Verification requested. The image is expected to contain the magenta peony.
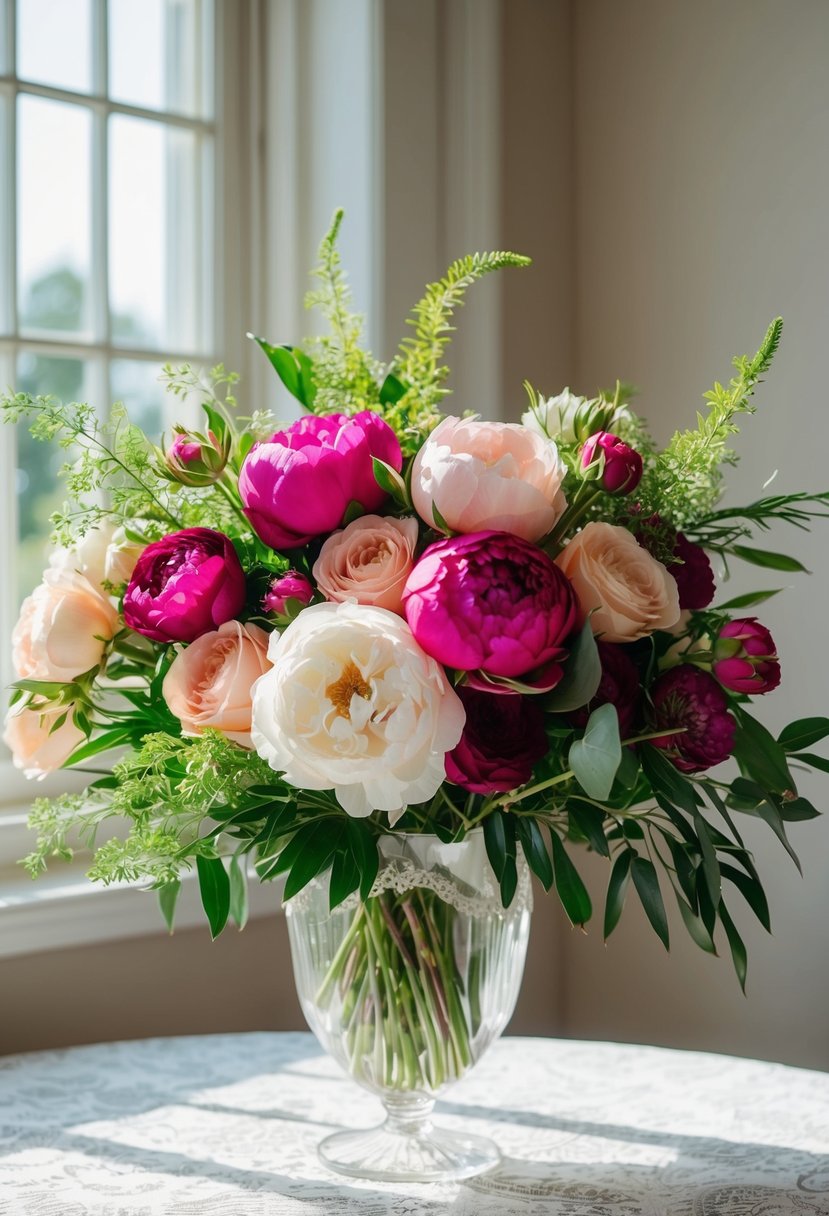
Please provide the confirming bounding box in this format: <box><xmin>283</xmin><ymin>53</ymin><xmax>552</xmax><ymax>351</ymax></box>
<box><xmin>124</xmin><ymin>527</ymin><xmax>246</xmax><ymax>643</ymax></box>
<box><xmin>446</xmin><ymin>686</ymin><xmax>548</xmax><ymax>794</ymax></box>
<box><xmin>647</xmin><ymin>665</ymin><xmax>735</xmax><ymax>773</ymax></box>
<box><xmin>262</xmin><ymin>570</ymin><xmax>315</xmax><ymax>615</ymax></box>
<box><xmin>402</xmin><ymin>530</ymin><xmax>578</xmax><ymax>680</ymax></box>
<box><xmin>570</xmin><ymin>641</ymin><xmax>641</xmax><ymax>737</ymax></box>
<box><xmin>713</xmin><ymin>617</ymin><xmax>780</xmax><ymax>695</ymax></box>
<box><xmin>581</xmin><ymin>432</ymin><xmax>643</xmax><ymax>495</ymax></box>
<box><xmin>238</xmin><ymin>411</ymin><xmax>402</xmax><ymax>550</ymax></box>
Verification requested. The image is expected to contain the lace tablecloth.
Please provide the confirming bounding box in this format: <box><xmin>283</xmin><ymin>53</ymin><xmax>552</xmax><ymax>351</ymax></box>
<box><xmin>0</xmin><ymin>1032</ymin><xmax>827</xmax><ymax>1215</ymax></box>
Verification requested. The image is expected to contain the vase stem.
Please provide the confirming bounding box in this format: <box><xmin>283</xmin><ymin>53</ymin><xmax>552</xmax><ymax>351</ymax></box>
<box><xmin>381</xmin><ymin>1093</ymin><xmax>435</xmax><ymax>1137</ymax></box>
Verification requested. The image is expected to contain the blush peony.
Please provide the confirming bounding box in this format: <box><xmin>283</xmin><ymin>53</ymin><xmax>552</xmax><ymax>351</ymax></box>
<box><xmin>402</xmin><ymin>531</ymin><xmax>578</xmax><ymax>680</ymax></box>
<box><xmin>410</xmin><ymin>415</ymin><xmax>567</xmax><ymax>542</ymax></box>
<box><xmin>313</xmin><ymin>515</ymin><xmax>419</xmax><ymax>615</ymax></box>
<box><xmin>12</xmin><ymin>569</ymin><xmax>119</xmax><ymax>682</ymax></box>
<box><xmin>556</xmin><ymin>522</ymin><xmax>680</xmax><ymax>643</ymax></box>
<box><xmin>250</xmin><ymin>602</ymin><xmax>465</xmax><ymax>822</ymax></box>
<box><xmin>162</xmin><ymin>620</ymin><xmax>272</xmax><ymax>747</ymax></box>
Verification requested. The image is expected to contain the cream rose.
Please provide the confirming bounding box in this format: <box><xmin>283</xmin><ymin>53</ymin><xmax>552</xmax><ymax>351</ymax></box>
<box><xmin>251</xmin><ymin>602</ymin><xmax>465</xmax><ymax>822</ymax></box>
<box><xmin>162</xmin><ymin>621</ymin><xmax>272</xmax><ymax>748</ymax></box>
<box><xmin>556</xmin><ymin>522</ymin><xmax>681</xmax><ymax>643</ymax></box>
<box><xmin>410</xmin><ymin>415</ymin><xmax>567</xmax><ymax>543</ymax></box>
<box><xmin>12</xmin><ymin>569</ymin><xmax>120</xmax><ymax>682</ymax></box>
<box><xmin>312</xmin><ymin>515</ymin><xmax>419</xmax><ymax>615</ymax></box>
<box><xmin>3</xmin><ymin>704</ymin><xmax>85</xmax><ymax>778</ymax></box>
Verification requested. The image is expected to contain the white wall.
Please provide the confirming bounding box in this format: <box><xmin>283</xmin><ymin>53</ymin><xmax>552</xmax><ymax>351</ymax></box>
<box><xmin>564</xmin><ymin>0</ymin><xmax>829</xmax><ymax>1069</ymax></box>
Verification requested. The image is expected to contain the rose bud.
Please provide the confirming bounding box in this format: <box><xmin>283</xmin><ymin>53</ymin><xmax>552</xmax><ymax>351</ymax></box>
<box><xmin>569</xmin><ymin>641</ymin><xmax>641</xmax><ymax>738</ymax></box>
<box><xmin>713</xmin><ymin>618</ymin><xmax>781</xmax><ymax>695</ymax></box>
<box><xmin>446</xmin><ymin>687</ymin><xmax>548</xmax><ymax>794</ymax></box>
<box><xmin>238</xmin><ymin>411</ymin><xmax>402</xmax><ymax>551</ymax></box>
<box><xmin>402</xmin><ymin>530</ymin><xmax>578</xmax><ymax>681</ymax></box>
<box><xmin>161</xmin><ymin>426</ymin><xmax>231</xmax><ymax>487</ymax></box>
<box><xmin>410</xmin><ymin>415</ymin><xmax>567</xmax><ymax>543</ymax></box>
<box><xmin>124</xmin><ymin>527</ymin><xmax>246</xmax><ymax>643</ymax></box>
<box><xmin>262</xmin><ymin>570</ymin><xmax>315</xmax><ymax>616</ymax></box>
<box><xmin>581</xmin><ymin>432</ymin><xmax>643</xmax><ymax>495</ymax></box>
<box><xmin>647</xmin><ymin>665</ymin><xmax>735</xmax><ymax>773</ymax></box>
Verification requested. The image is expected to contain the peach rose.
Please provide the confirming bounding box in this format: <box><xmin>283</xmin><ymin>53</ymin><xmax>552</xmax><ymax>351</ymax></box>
<box><xmin>3</xmin><ymin>704</ymin><xmax>85</xmax><ymax>778</ymax></box>
<box><xmin>556</xmin><ymin>522</ymin><xmax>681</xmax><ymax>643</ymax></box>
<box><xmin>312</xmin><ymin>515</ymin><xmax>419</xmax><ymax>614</ymax></box>
<box><xmin>12</xmin><ymin>569</ymin><xmax>120</xmax><ymax>682</ymax></box>
<box><xmin>162</xmin><ymin>620</ymin><xmax>272</xmax><ymax>748</ymax></box>
<box><xmin>410</xmin><ymin>415</ymin><xmax>567</xmax><ymax>543</ymax></box>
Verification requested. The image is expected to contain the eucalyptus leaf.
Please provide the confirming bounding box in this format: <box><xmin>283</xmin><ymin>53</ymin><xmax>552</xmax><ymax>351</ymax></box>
<box><xmin>568</xmin><ymin>703</ymin><xmax>622</xmax><ymax>800</ymax></box>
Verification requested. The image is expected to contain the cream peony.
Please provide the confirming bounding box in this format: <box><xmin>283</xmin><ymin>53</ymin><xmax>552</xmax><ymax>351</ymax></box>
<box><xmin>521</xmin><ymin>388</ymin><xmax>592</xmax><ymax>444</ymax></box>
<box><xmin>556</xmin><ymin>522</ymin><xmax>681</xmax><ymax>643</ymax></box>
<box><xmin>312</xmin><ymin>515</ymin><xmax>419</xmax><ymax>615</ymax></box>
<box><xmin>162</xmin><ymin>621</ymin><xmax>272</xmax><ymax>748</ymax></box>
<box><xmin>49</xmin><ymin>521</ymin><xmax>117</xmax><ymax>588</ymax></box>
<box><xmin>251</xmin><ymin>602</ymin><xmax>465</xmax><ymax>822</ymax></box>
<box><xmin>3</xmin><ymin>704</ymin><xmax>85</xmax><ymax>778</ymax></box>
<box><xmin>12</xmin><ymin>569</ymin><xmax>120</xmax><ymax>682</ymax></box>
<box><xmin>410</xmin><ymin>415</ymin><xmax>567</xmax><ymax>543</ymax></box>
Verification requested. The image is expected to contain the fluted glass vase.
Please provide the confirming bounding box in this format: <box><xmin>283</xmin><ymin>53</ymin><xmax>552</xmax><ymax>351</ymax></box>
<box><xmin>285</xmin><ymin>832</ymin><xmax>532</xmax><ymax>1183</ymax></box>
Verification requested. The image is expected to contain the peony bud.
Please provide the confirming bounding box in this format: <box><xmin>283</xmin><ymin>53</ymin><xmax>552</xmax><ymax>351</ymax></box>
<box><xmin>262</xmin><ymin>570</ymin><xmax>315</xmax><ymax>616</ymax></box>
<box><xmin>581</xmin><ymin>432</ymin><xmax>643</xmax><ymax>495</ymax></box>
<box><xmin>713</xmin><ymin>618</ymin><xmax>780</xmax><ymax>695</ymax></box>
<box><xmin>161</xmin><ymin>425</ymin><xmax>231</xmax><ymax>487</ymax></box>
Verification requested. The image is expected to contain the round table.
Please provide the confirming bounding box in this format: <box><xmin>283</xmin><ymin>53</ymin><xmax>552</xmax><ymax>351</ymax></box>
<box><xmin>0</xmin><ymin>1032</ymin><xmax>827</xmax><ymax>1214</ymax></box>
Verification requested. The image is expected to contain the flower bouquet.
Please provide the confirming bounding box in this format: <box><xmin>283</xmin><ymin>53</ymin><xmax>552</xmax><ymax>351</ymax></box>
<box><xmin>4</xmin><ymin>211</ymin><xmax>827</xmax><ymax>1182</ymax></box>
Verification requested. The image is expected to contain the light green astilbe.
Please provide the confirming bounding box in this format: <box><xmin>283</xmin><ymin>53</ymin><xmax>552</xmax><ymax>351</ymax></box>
<box><xmin>632</xmin><ymin>318</ymin><xmax>784</xmax><ymax>529</ymax></box>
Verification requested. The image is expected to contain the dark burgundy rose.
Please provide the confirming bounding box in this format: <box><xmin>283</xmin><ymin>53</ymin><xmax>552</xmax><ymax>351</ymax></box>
<box><xmin>445</xmin><ymin>686</ymin><xmax>548</xmax><ymax>794</ymax></box>
<box><xmin>570</xmin><ymin>642</ymin><xmax>641</xmax><ymax>737</ymax></box>
<box><xmin>668</xmin><ymin>532</ymin><xmax>716</xmax><ymax>611</ymax></box>
<box><xmin>713</xmin><ymin>617</ymin><xmax>781</xmax><ymax>695</ymax></box>
<box><xmin>124</xmin><ymin>527</ymin><xmax>246</xmax><ymax>643</ymax></box>
<box><xmin>647</xmin><ymin>665</ymin><xmax>735</xmax><ymax>773</ymax></box>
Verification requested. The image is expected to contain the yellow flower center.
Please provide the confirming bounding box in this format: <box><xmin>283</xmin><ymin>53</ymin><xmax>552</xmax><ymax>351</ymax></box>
<box><xmin>326</xmin><ymin>660</ymin><xmax>372</xmax><ymax>719</ymax></box>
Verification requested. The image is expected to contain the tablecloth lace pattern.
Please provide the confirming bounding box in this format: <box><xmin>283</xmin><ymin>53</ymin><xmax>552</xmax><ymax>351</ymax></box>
<box><xmin>0</xmin><ymin>1033</ymin><xmax>827</xmax><ymax>1215</ymax></box>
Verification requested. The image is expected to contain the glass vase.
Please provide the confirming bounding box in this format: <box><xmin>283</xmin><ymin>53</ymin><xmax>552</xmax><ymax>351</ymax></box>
<box><xmin>284</xmin><ymin>831</ymin><xmax>532</xmax><ymax>1183</ymax></box>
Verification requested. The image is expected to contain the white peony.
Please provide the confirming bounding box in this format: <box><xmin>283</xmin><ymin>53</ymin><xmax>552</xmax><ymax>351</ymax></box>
<box><xmin>521</xmin><ymin>388</ymin><xmax>591</xmax><ymax>444</ymax></box>
<box><xmin>250</xmin><ymin>601</ymin><xmax>465</xmax><ymax>823</ymax></box>
<box><xmin>49</xmin><ymin>520</ymin><xmax>147</xmax><ymax>591</ymax></box>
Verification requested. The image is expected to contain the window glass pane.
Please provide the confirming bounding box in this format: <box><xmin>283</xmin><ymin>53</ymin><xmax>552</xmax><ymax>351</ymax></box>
<box><xmin>15</xmin><ymin>353</ymin><xmax>92</xmax><ymax>602</ymax></box>
<box><xmin>0</xmin><ymin>95</ymin><xmax>11</xmax><ymax>334</ymax></box>
<box><xmin>110</xmin><ymin>358</ymin><xmax>167</xmax><ymax>439</ymax></box>
<box><xmin>109</xmin><ymin>115</ymin><xmax>201</xmax><ymax>351</ymax></box>
<box><xmin>17</xmin><ymin>0</ymin><xmax>93</xmax><ymax>94</ymax></box>
<box><xmin>18</xmin><ymin>97</ymin><xmax>92</xmax><ymax>337</ymax></box>
<box><xmin>109</xmin><ymin>0</ymin><xmax>208</xmax><ymax>117</ymax></box>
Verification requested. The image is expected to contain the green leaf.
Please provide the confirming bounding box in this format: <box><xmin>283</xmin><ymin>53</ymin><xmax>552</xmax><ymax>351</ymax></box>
<box><xmin>720</xmin><ymin>862</ymin><xmax>770</xmax><ymax>932</ymax></box>
<box><xmin>715</xmin><ymin>589</ymin><xmax>781</xmax><ymax>610</ymax></box>
<box><xmin>228</xmin><ymin>853</ymin><xmax>249</xmax><ymax>930</ymax></box>
<box><xmin>732</xmin><ymin>708</ymin><xmax>795</xmax><ymax>795</ymax></box>
<box><xmin>640</xmin><ymin>746</ymin><xmax>701</xmax><ymax>816</ymax></box>
<box><xmin>719</xmin><ymin>901</ymin><xmax>748</xmax><ymax>993</ymax></box>
<box><xmin>516</xmin><ymin>818</ymin><xmax>553</xmax><ymax>890</ymax></box>
<box><xmin>431</xmin><ymin>500</ymin><xmax>453</xmax><ymax>535</ymax></box>
<box><xmin>63</xmin><ymin>726</ymin><xmax>134</xmax><ymax>767</ymax></box>
<box><xmin>329</xmin><ymin>846</ymin><xmax>361</xmax><ymax>910</ymax></box>
<box><xmin>379</xmin><ymin>372</ymin><xmax>407</xmax><ymax>405</ymax></box>
<box><xmin>549</xmin><ymin>831</ymin><xmax>592</xmax><ymax>926</ymax></box>
<box><xmin>778</xmin><ymin>717</ymin><xmax>829</xmax><ymax>753</ymax></box>
<box><xmin>631</xmin><ymin>856</ymin><xmax>669</xmax><ymax>950</ymax></box>
<box><xmin>541</xmin><ymin>622</ymin><xmax>601</xmax><ymax>713</ymax></box>
<box><xmin>790</xmin><ymin>751</ymin><xmax>829</xmax><ymax>775</ymax></box>
<box><xmin>282</xmin><ymin>822</ymin><xmax>343</xmax><ymax>901</ymax></box>
<box><xmin>196</xmin><ymin>855</ymin><xmax>231</xmax><ymax>939</ymax></box>
<box><xmin>693</xmin><ymin>812</ymin><xmax>721</xmax><ymax>906</ymax></box>
<box><xmin>372</xmin><ymin>456</ymin><xmax>411</xmax><ymax>508</ymax></box>
<box><xmin>603</xmin><ymin>850</ymin><xmax>632</xmax><ymax>939</ymax></box>
<box><xmin>249</xmin><ymin>336</ymin><xmax>316</xmax><ymax>407</ymax></box>
<box><xmin>483</xmin><ymin>809</ymin><xmax>509</xmax><ymax>880</ymax></box>
<box><xmin>777</xmin><ymin>796</ymin><xmax>821</xmax><ymax>822</ymax></box>
<box><xmin>346</xmin><ymin>818</ymin><xmax>379</xmax><ymax>902</ymax></box>
<box><xmin>675</xmin><ymin>892</ymin><xmax>717</xmax><ymax>954</ymax></box>
<box><xmin>342</xmin><ymin>499</ymin><xmax>366</xmax><ymax>526</ymax></box>
<box><xmin>568</xmin><ymin>703</ymin><xmax>622</xmax><ymax>800</ymax></box>
<box><xmin>158</xmin><ymin>880</ymin><xmax>181</xmax><ymax>934</ymax></box>
<box><xmin>660</xmin><ymin>833</ymin><xmax>697</xmax><ymax>908</ymax></box>
<box><xmin>729</xmin><ymin>544</ymin><xmax>808</xmax><ymax>573</ymax></box>
<box><xmin>567</xmin><ymin>800</ymin><xmax>611</xmax><ymax>857</ymax></box>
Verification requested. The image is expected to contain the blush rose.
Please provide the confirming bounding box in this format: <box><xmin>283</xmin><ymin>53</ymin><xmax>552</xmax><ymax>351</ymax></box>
<box><xmin>313</xmin><ymin>515</ymin><xmax>419</xmax><ymax>615</ymax></box>
<box><xmin>12</xmin><ymin>569</ymin><xmax>119</xmax><ymax>682</ymax></box>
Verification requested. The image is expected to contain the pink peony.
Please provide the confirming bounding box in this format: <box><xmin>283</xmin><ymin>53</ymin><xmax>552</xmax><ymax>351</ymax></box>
<box><xmin>581</xmin><ymin>432</ymin><xmax>643</xmax><ymax>495</ymax></box>
<box><xmin>313</xmin><ymin>515</ymin><xmax>419</xmax><ymax>615</ymax></box>
<box><xmin>445</xmin><ymin>686</ymin><xmax>548</xmax><ymax>794</ymax></box>
<box><xmin>402</xmin><ymin>530</ymin><xmax>578</xmax><ymax>680</ymax></box>
<box><xmin>238</xmin><ymin>411</ymin><xmax>402</xmax><ymax>550</ymax></box>
<box><xmin>124</xmin><ymin>528</ymin><xmax>246</xmax><ymax>644</ymax></box>
<box><xmin>570</xmin><ymin>641</ymin><xmax>641</xmax><ymax>737</ymax></box>
<box><xmin>647</xmin><ymin>665</ymin><xmax>735</xmax><ymax>773</ymax></box>
<box><xmin>262</xmin><ymin>570</ymin><xmax>315</xmax><ymax>615</ymax></box>
<box><xmin>410</xmin><ymin>415</ymin><xmax>567</xmax><ymax>542</ymax></box>
<box><xmin>713</xmin><ymin>618</ymin><xmax>780</xmax><ymax>695</ymax></box>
